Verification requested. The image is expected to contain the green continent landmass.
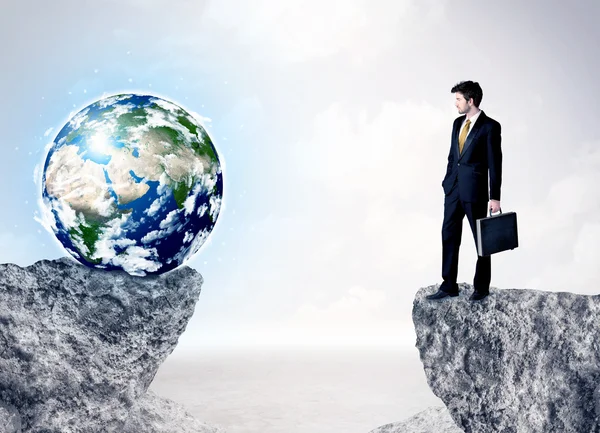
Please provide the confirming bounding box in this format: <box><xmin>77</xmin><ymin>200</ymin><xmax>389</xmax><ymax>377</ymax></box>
<box><xmin>69</xmin><ymin>221</ymin><xmax>103</xmax><ymax>264</ymax></box>
<box><xmin>66</xmin><ymin>128</ymin><xmax>85</xmax><ymax>144</ymax></box>
<box><xmin>152</xmin><ymin>126</ymin><xmax>184</xmax><ymax>150</ymax></box>
<box><xmin>118</xmin><ymin>107</ymin><xmax>149</xmax><ymax>129</ymax></box>
<box><xmin>178</xmin><ymin>115</ymin><xmax>199</xmax><ymax>136</ymax></box>
<box><xmin>194</xmin><ymin>130</ymin><xmax>218</xmax><ymax>161</ymax></box>
<box><xmin>172</xmin><ymin>176</ymin><xmax>196</xmax><ymax>209</ymax></box>
<box><xmin>150</xmin><ymin>116</ymin><xmax>217</xmax><ymax>163</ymax></box>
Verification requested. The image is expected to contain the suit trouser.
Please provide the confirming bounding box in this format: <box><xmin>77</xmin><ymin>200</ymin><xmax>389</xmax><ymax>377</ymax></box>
<box><xmin>441</xmin><ymin>181</ymin><xmax>491</xmax><ymax>294</ymax></box>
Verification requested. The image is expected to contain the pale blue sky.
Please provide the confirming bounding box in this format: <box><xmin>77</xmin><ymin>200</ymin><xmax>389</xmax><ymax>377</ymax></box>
<box><xmin>1</xmin><ymin>0</ymin><xmax>599</xmax><ymax>350</ymax></box>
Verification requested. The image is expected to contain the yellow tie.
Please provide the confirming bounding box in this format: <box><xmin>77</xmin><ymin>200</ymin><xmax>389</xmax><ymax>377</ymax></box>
<box><xmin>458</xmin><ymin>119</ymin><xmax>471</xmax><ymax>155</ymax></box>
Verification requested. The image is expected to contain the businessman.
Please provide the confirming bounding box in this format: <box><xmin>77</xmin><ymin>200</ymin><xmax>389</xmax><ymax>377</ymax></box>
<box><xmin>427</xmin><ymin>81</ymin><xmax>502</xmax><ymax>302</ymax></box>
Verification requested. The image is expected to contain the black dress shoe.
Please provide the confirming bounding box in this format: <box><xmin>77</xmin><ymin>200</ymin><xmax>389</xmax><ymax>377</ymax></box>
<box><xmin>426</xmin><ymin>290</ymin><xmax>459</xmax><ymax>300</ymax></box>
<box><xmin>469</xmin><ymin>291</ymin><xmax>489</xmax><ymax>301</ymax></box>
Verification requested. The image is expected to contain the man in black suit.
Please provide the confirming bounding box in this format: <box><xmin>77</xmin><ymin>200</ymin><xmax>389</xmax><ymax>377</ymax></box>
<box><xmin>427</xmin><ymin>81</ymin><xmax>502</xmax><ymax>302</ymax></box>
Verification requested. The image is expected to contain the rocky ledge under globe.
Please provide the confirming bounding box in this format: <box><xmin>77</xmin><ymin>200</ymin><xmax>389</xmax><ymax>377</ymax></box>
<box><xmin>41</xmin><ymin>93</ymin><xmax>223</xmax><ymax>276</ymax></box>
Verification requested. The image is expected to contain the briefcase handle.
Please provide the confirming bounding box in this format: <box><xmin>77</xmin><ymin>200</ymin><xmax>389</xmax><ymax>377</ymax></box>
<box><xmin>489</xmin><ymin>207</ymin><xmax>502</xmax><ymax>217</ymax></box>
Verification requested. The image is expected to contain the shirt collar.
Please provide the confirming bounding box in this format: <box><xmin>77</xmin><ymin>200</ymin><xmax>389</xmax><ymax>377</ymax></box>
<box><xmin>465</xmin><ymin>109</ymin><xmax>482</xmax><ymax>124</ymax></box>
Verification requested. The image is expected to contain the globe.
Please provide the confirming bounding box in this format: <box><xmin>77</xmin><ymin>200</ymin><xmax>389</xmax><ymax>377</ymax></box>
<box><xmin>41</xmin><ymin>93</ymin><xmax>223</xmax><ymax>276</ymax></box>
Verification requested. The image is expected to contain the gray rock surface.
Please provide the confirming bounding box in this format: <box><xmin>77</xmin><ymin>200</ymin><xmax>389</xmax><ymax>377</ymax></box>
<box><xmin>368</xmin><ymin>406</ymin><xmax>462</xmax><ymax>433</ymax></box>
<box><xmin>0</xmin><ymin>258</ymin><xmax>220</xmax><ymax>433</ymax></box>
<box><xmin>124</xmin><ymin>390</ymin><xmax>224</xmax><ymax>433</ymax></box>
<box><xmin>413</xmin><ymin>283</ymin><xmax>600</xmax><ymax>433</ymax></box>
<box><xmin>0</xmin><ymin>401</ymin><xmax>21</xmax><ymax>433</ymax></box>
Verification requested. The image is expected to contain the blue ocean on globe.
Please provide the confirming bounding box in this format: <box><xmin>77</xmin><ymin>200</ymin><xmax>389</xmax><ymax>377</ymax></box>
<box><xmin>41</xmin><ymin>94</ymin><xmax>223</xmax><ymax>276</ymax></box>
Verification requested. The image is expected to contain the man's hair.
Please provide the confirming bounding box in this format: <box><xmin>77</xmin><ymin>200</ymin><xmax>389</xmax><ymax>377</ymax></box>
<box><xmin>451</xmin><ymin>81</ymin><xmax>483</xmax><ymax>107</ymax></box>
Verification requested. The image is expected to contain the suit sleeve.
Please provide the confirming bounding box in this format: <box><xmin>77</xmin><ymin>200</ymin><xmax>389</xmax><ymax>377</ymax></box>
<box><xmin>487</xmin><ymin>122</ymin><xmax>502</xmax><ymax>201</ymax></box>
<box><xmin>443</xmin><ymin>123</ymin><xmax>455</xmax><ymax>184</ymax></box>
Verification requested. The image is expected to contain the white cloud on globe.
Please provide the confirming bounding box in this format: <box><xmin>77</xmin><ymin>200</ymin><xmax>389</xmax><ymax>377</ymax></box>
<box><xmin>111</xmin><ymin>245</ymin><xmax>162</xmax><ymax>276</ymax></box>
<box><xmin>159</xmin><ymin>210</ymin><xmax>179</xmax><ymax>229</ymax></box>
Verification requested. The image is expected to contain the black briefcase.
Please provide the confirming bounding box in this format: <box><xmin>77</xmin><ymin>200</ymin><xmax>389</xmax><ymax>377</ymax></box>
<box><xmin>476</xmin><ymin>208</ymin><xmax>519</xmax><ymax>256</ymax></box>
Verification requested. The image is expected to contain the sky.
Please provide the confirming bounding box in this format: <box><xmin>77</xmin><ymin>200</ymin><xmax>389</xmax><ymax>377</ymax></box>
<box><xmin>1</xmin><ymin>0</ymin><xmax>599</xmax><ymax>351</ymax></box>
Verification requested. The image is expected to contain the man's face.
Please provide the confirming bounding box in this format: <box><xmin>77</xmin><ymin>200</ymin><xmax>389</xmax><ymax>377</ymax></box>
<box><xmin>455</xmin><ymin>92</ymin><xmax>471</xmax><ymax>114</ymax></box>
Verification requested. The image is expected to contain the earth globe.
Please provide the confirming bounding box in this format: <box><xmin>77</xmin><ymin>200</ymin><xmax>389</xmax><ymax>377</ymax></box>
<box><xmin>41</xmin><ymin>93</ymin><xmax>223</xmax><ymax>276</ymax></box>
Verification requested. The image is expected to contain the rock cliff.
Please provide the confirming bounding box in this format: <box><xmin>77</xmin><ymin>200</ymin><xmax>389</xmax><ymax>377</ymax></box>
<box><xmin>0</xmin><ymin>258</ymin><xmax>222</xmax><ymax>433</ymax></box>
<box><xmin>413</xmin><ymin>283</ymin><xmax>600</xmax><ymax>433</ymax></box>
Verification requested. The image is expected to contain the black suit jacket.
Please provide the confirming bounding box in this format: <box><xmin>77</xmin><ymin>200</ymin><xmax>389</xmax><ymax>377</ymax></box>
<box><xmin>441</xmin><ymin>110</ymin><xmax>502</xmax><ymax>203</ymax></box>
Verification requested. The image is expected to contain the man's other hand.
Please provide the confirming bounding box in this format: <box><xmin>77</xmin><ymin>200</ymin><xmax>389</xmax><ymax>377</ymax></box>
<box><xmin>489</xmin><ymin>199</ymin><xmax>501</xmax><ymax>213</ymax></box>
